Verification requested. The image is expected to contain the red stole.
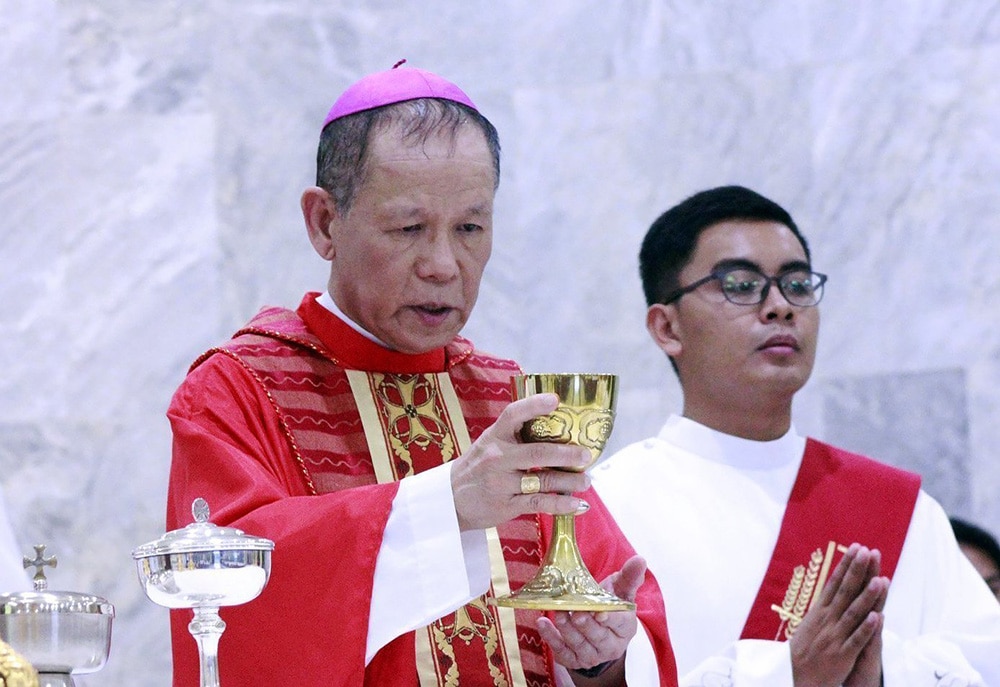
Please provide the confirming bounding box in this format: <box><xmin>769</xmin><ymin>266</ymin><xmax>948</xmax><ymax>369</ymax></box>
<box><xmin>211</xmin><ymin>295</ymin><xmax>554</xmax><ymax>686</ymax></box>
<box><xmin>741</xmin><ymin>439</ymin><xmax>921</xmax><ymax>641</ymax></box>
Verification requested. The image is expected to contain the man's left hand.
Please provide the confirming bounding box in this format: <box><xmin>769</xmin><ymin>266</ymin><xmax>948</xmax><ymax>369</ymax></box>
<box><xmin>536</xmin><ymin>555</ymin><xmax>646</xmax><ymax>684</ymax></box>
<box><xmin>844</xmin><ymin>549</ymin><xmax>887</xmax><ymax>687</ymax></box>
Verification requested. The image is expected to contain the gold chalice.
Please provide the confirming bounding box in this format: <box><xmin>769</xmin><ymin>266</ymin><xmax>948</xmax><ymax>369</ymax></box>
<box><xmin>492</xmin><ymin>373</ymin><xmax>634</xmax><ymax>611</ymax></box>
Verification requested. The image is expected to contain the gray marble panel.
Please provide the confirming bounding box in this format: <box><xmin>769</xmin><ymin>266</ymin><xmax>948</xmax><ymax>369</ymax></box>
<box><xmin>208</xmin><ymin>5</ymin><xmax>352</xmax><ymax>327</ymax></box>
<box><xmin>806</xmin><ymin>46</ymin><xmax>1000</xmax><ymax>375</ymax></box>
<box><xmin>0</xmin><ymin>0</ymin><xmax>64</xmax><ymax>124</ymax></box>
<box><xmin>0</xmin><ymin>418</ymin><xmax>173</xmax><ymax>686</ymax></box>
<box><xmin>808</xmin><ymin>0</ymin><xmax>1000</xmax><ymax>62</ymax></box>
<box><xmin>965</xmin><ymin>357</ymin><xmax>1000</xmax><ymax>528</ymax></box>
<box><xmin>57</xmin><ymin>1</ymin><xmax>211</xmax><ymax>117</ymax></box>
<box><xmin>822</xmin><ymin>368</ymin><xmax>970</xmax><ymax>515</ymax></box>
<box><xmin>0</xmin><ymin>120</ymin><xmax>64</xmax><ymax>421</ymax></box>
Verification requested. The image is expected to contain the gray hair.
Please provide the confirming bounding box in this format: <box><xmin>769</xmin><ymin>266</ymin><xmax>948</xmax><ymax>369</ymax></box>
<box><xmin>316</xmin><ymin>98</ymin><xmax>501</xmax><ymax>216</ymax></box>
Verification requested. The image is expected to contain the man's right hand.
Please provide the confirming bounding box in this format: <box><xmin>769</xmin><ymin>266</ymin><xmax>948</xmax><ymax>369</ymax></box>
<box><xmin>789</xmin><ymin>543</ymin><xmax>888</xmax><ymax>687</ymax></box>
<box><xmin>450</xmin><ymin>393</ymin><xmax>592</xmax><ymax>531</ymax></box>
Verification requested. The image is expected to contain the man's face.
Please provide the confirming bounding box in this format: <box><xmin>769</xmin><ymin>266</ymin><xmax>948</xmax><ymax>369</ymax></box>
<box><xmin>327</xmin><ymin>122</ymin><xmax>495</xmax><ymax>353</ymax></box>
<box><xmin>662</xmin><ymin>220</ymin><xmax>820</xmax><ymax>405</ymax></box>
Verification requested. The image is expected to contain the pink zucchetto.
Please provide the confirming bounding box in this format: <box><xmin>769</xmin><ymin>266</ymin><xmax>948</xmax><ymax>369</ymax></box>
<box><xmin>322</xmin><ymin>60</ymin><xmax>478</xmax><ymax>129</ymax></box>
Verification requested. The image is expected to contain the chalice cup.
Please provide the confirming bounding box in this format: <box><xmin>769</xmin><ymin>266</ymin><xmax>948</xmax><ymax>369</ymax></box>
<box><xmin>492</xmin><ymin>373</ymin><xmax>634</xmax><ymax>611</ymax></box>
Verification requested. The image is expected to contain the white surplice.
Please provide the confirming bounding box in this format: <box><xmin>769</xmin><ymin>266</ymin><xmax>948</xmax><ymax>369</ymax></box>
<box><xmin>592</xmin><ymin>415</ymin><xmax>1000</xmax><ymax>687</ymax></box>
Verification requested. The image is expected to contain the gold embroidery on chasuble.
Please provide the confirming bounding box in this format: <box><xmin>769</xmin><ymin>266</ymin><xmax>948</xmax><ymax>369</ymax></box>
<box><xmin>771</xmin><ymin>541</ymin><xmax>847</xmax><ymax>640</ymax></box>
<box><xmin>346</xmin><ymin>371</ymin><xmax>528</xmax><ymax>687</ymax></box>
<box><xmin>373</xmin><ymin>373</ymin><xmax>457</xmax><ymax>477</ymax></box>
<box><xmin>429</xmin><ymin>598</ymin><xmax>510</xmax><ymax>687</ymax></box>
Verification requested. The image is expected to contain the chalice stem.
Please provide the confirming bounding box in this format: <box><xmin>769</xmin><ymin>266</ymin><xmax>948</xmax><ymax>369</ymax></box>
<box><xmin>545</xmin><ymin>512</ymin><xmax>586</xmax><ymax>571</ymax></box>
<box><xmin>189</xmin><ymin>607</ymin><xmax>225</xmax><ymax>687</ymax></box>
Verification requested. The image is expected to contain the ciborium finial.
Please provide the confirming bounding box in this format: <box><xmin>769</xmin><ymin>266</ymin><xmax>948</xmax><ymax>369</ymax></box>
<box><xmin>192</xmin><ymin>497</ymin><xmax>210</xmax><ymax>523</ymax></box>
<box><xmin>22</xmin><ymin>545</ymin><xmax>57</xmax><ymax>591</ymax></box>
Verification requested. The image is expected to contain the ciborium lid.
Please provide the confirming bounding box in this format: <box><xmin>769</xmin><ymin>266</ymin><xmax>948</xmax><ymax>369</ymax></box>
<box><xmin>131</xmin><ymin>498</ymin><xmax>274</xmax><ymax>559</ymax></box>
<box><xmin>0</xmin><ymin>545</ymin><xmax>114</xmax><ymax>681</ymax></box>
<box><xmin>0</xmin><ymin>545</ymin><xmax>113</xmax><ymax>617</ymax></box>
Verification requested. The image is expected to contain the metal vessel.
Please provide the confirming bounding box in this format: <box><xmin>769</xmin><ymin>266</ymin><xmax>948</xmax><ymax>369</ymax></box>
<box><xmin>0</xmin><ymin>545</ymin><xmax>114</xmax><ymax>687</ymax></box>
<box><xmin>132</xmin><ymin>498</ymin><xmax>273</xmax><ymax>687</ymax></box>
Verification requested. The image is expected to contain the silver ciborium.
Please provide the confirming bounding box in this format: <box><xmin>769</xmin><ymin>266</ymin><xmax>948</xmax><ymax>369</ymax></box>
<box><xmin>0</xmin><ymin>544</ymin><xmax>114</xmax><ymax>687</ymax></box>
<box><xmin>132</xmin><ymin>498</ymin><xmax>273</xmax><ymax>687</ymax></box>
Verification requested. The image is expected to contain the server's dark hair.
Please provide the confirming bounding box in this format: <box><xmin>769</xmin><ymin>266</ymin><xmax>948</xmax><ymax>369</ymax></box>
<box><xmin>639</xmin><ymin>185</ymin><xmax>810</xmax><ymax>307</ymax></box>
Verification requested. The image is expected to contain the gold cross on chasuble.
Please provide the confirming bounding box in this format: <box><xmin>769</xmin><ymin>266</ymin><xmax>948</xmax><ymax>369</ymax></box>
<box><xmin>345</xmin><ymin>371</ymin><xmax>530</xmax><ymax>687</ymax></box>
<box><xmin>374</xmin><ymin>373</ymin><xmax>457</xmax><ymax>476</ymax></box>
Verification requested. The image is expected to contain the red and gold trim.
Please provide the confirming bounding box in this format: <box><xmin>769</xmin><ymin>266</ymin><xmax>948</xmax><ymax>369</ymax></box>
<box><xmin>741</xmin><ymin>439</ymin><xmax>921</xmax><ymax>641</ymax></box>
<box><xmin>350</xmin><ymin>370</ymin><xmax>530</xmax><ymax>687</ymax></box>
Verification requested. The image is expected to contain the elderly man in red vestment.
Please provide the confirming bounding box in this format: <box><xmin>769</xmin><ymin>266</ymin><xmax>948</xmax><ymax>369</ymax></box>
<box><xmin>165</xmin><ymin>64</ymin><xmax>677</xmax><ymax>686</ymax></box>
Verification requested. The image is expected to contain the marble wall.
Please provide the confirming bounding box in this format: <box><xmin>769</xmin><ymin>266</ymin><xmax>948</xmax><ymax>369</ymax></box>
<box><xmin>1</xmin><ymin>1</ymin><xmax>998</xmax><ymax>684</ymax></box>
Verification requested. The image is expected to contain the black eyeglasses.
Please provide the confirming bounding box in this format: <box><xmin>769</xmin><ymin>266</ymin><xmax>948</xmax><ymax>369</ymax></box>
<box><xmin>662</xmin><ymin>267</ymin><xmax>827</xmax><ymax>307</ymax></box>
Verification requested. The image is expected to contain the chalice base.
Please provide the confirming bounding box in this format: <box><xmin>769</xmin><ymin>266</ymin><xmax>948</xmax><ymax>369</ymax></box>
<box><xmin>490</xmin><ymin>513</ymin><xmax>635</xmax><ymax>612</ymax></box>
<box><xmin>491</xmin><ymin>565</ymin><xmax>635</xmax><ymax>612</ymax></box>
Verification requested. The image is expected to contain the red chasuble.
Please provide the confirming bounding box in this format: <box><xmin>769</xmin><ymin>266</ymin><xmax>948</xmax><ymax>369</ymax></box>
<box><xmin>740</xmin><ymin>439</ymin><xmax>921</xmax><ymax>641</ymax></box>
<box><xmin>166</xmin><ymin>293</ymin><xmax>677</xmax><ymax>686</ymax></box>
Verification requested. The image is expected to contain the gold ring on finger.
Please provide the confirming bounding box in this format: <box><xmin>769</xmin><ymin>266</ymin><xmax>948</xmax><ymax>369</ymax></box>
<box><xmin>520</xmin><ymin>473</ymin><xmax>541</xmax><ymax>495</ymax></box>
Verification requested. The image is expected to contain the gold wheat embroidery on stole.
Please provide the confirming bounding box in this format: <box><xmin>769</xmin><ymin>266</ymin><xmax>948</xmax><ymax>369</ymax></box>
<box><xmin>770</xmin><ymin>541</ymin><xmax>848</xmax><ymax>639</ymax></box>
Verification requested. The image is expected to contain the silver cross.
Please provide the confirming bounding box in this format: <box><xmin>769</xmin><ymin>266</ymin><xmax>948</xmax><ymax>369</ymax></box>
<box><xmin>23</xmin><ymin>544</ymin><xmax>57</xmax><ymax>590</ymax></box>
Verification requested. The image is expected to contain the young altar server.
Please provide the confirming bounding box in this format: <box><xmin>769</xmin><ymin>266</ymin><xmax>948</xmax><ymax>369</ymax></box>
<box><xmin>593</xmin><ymin>185</ymin><xmax>1000</xmax><ymax>686</ymax></box>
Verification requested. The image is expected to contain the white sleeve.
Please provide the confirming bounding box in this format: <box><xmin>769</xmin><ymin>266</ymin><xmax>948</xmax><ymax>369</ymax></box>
<box><xmin>880</xmin><ymin>492</ymin><xmax>1000</xmax><ymax>687</ymax></box>
<box><xmin>365</xmin><ymin>462</ymin><xmax>491</xmax><ymax>664</ymax></box>
<box><xmin>677</xmin><ymin>640</ymin><xmax>793</xmax><ymax>687</ymax></box>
